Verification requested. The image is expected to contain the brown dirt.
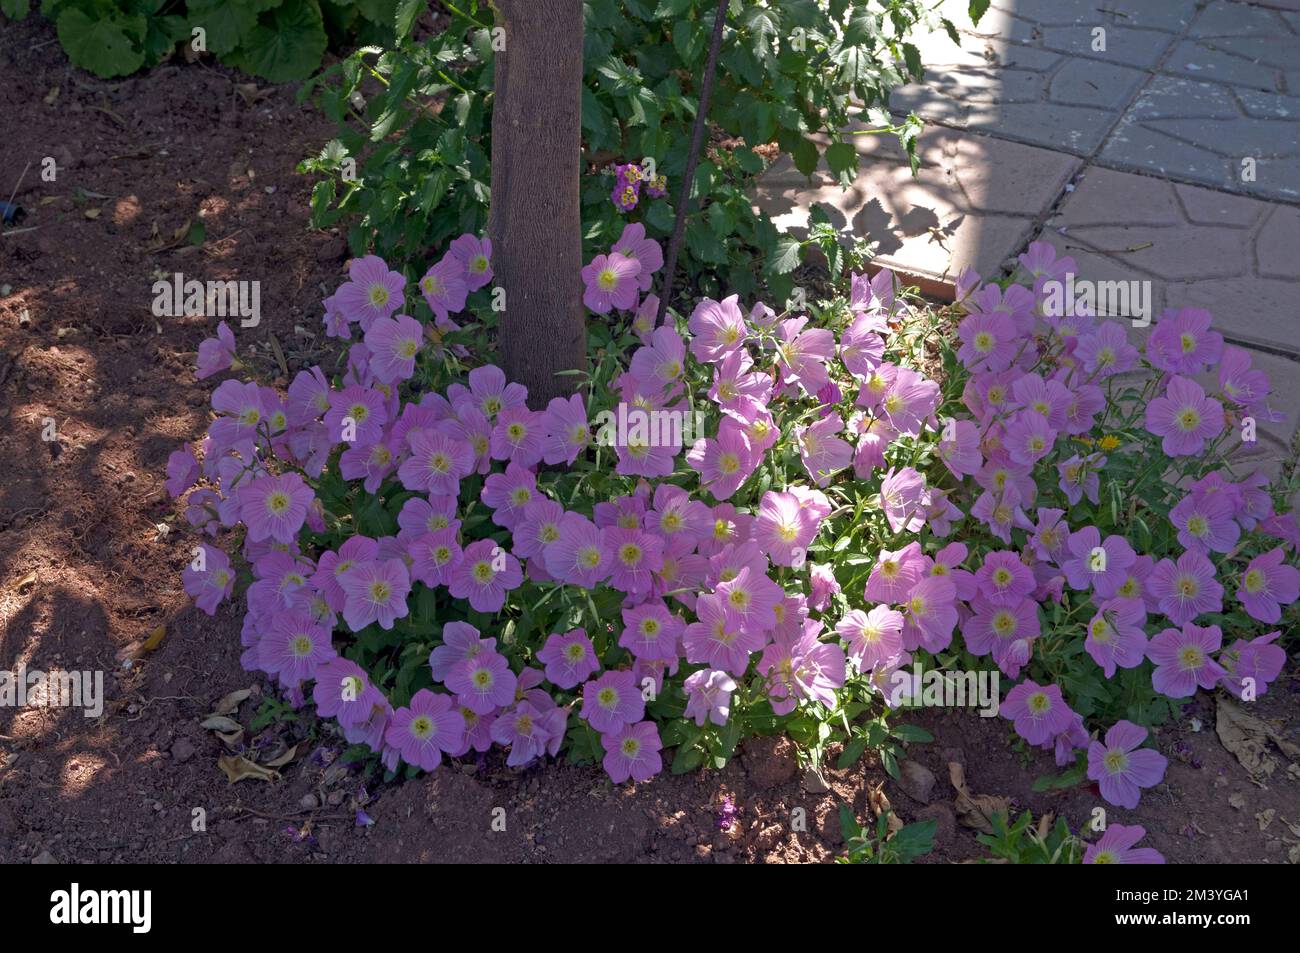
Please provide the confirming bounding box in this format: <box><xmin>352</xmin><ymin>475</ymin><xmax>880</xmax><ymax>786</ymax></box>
<box><xmin>2</xmin><ymin>16</ymin><xmax>1298</xmax><ymax>865</ymax></box>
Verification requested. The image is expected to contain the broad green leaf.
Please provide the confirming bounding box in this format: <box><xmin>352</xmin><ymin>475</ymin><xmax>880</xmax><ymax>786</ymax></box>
<box><xmin>226</xmin><ymin>0</ymin><xmax>329</xmax><ymax>83</ymax></box>
<box><xmin>56</xmin><ymin>7</ymin><xmax>146</xmax><ymax>77</ymax></box>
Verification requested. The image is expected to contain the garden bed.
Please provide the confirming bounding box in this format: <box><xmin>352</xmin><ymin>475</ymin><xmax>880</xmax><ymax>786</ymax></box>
<box><xmin>2</xmin><ymin>15</ymin><xmax>1298</xmax><ymax>865</ymax></box>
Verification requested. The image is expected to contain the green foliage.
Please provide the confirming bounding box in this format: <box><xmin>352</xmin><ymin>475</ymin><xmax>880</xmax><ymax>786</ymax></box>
<box><xmin>837</xmin><ymin>805</ymin><xmax>936</xmax><ymax>864</ymax></box>
<box><xmin>977</xmin><ymin>811</ymin><xmax>1082</xmax><ymax>864</ymax></box>
<box><xmin>7</xmin><ymin>0</ymin><xmax>406</xmax><ymax>80</ymax></box>
<box><xmin>299</xmin><ymin>0</ymin><xmax>983</xmax><ymax>286</ymax></box>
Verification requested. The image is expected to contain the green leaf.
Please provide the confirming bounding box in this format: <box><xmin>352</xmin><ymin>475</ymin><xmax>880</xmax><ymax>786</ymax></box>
<box><xmin>889</xmin><ymin>724</ymin><xmax>934</xmax><ymax>743</ymax></box>
<box><xmin>1</xmin><ymin>0</ymin><xmax>31</xmax><ymax>19</ymax></box>
<box><xmin>901</xmin><ymin>42</ymin><xmax>923</xmax><ymax>80</ymax></box>
<box><xmin>824</xmin><ymin>141</ymin><xmax>858</xmax><ymax>187</ymax></box>
<box><xmin>792</xmin><ymin>137</ymin><xmax>819</xmax><ymax>177</ymax></box>
<box><xmin>770</xmin><ymin>237</ymin><xmax>802</xmax><ymax>275</ymax></box>
<box><xmin>226</xmin><ymin>0</ymin><xmax>329</xmax><ymax>83</ymax></box>
<box><xmin>654</xmin><ymin>0</ymin><xmax>692</xmax><ymax>15</ymax></box>
<box><xmin>837</xmin><ymin>736</ymin><xmax>869</xmax><ymax>770</ymax></box>
<box><xmin>968</xmin><ymin>0</ymin><xmax>991</xmax><ymax>26</ymax></box>
<box><xmin>56</xmin><ymin>7</ymin><xmax>146</xmax><ymax>77</ymax></box>
<box><xmin>189</xmin><ymin>0</ymin><xmax>258</xmax><ymax>55</ymax></box>
<box><xmin>394</xmin><ymin>0</ymin><xmax>422</xmax><ymax>38</ymax></box>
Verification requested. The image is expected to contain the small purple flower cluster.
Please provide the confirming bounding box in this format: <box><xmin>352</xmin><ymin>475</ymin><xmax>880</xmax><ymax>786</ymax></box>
<box><xmin>610</xmin><ymin>162</ymin><xmax>667</xmax><ymax>213</ymax></box>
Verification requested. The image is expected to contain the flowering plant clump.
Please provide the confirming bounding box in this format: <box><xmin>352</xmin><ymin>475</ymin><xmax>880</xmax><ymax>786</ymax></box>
<box><xmin>172</xmin><ymin>225</ymin><xmax>1298</xmax><ymax>833</ymax></box>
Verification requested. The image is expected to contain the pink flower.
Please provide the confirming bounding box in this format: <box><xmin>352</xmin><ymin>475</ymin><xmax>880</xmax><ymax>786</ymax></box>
<box><xmin>536</xmin><ymin>629</ymin><xmax>599</xmax><ymax>689</ymax></box>
<box><xmin>837</xmin><ymin>605</ymin><xmax>903</xmax><ymax>672</ymax></box>
<box><xmin>686</xmin><ymin>426</ymin><xmax>755</xmax><ymax>501</ymax></box>
<box><xmin>237</xmin><ymin>472</ymin><xmax>314</xmax><ymax>544</ymax></box>
<box><xmin>364</xmin><ymin>313</ymin><xmax>423</xmax><ymax>383</ymax></box>
<box><xmin>449</xmin><ymin>540</ymin><xmax>522</xmax><ymax>613</ymax></box>
<box><xmin>1087</xmin><ymin>720</ymin><xmax>1168</xmax><ymax>809</ymax></box>
<box><xmin>1144</xmin><ymin>375</ymin><xmax>1224</xmax><ymax>457</ymax></box>
<box><xmin>258</xmin><ymin>611</ymin><xmax>336</xmax><ymax>688</ymax></box>
<box><xmin>340</xmin><ymin>559</ymin><xmax>411</xmax><ymax>631</ymax></box>
<box><xmin>166</xmin><ymin>444</ymin><xmax>201</xmax><ymax>497</ymax></box>
<box><xmin>956</xmin><ymin>311</ymin><xmax>1017</xmax><ymax>372</ymax></box>
<box><xmin>582</xmin><ymin>252</ymin><xmax>641</xmax><ymax>313</ymax></box>
<box><xmin>335</xmin><ymin>255</ymin><xmax>405</xmax><ymax>330</ymax></box>
<box><xmin>1075</xmin><ymin>321</ymin><xmax>1137</xmax><ymax>377</ymax></box>
<box><xmin>975</xmin><ymin>551</ymin><xmax>1036</xmax><ymax>606</ymax></box>
<box><xmin>398</xmin><ymin>427</ymin><xmax>474</xmax><ymax>495</ymax></box>
<box><xmin>688</xmin><ymin>295</ymin><xmax>748</xmax><ymax>363</ymax></box>
<box><xmin>540</xmin><ymin>393</ymin><xmax>591</xmax><ymax>466</ymax></box>
<box><xmin>1084</xmin><ymin>824</ymin><xmax>1164</xmax><ymax>864</ymax></box>
<box><xmin>385</xmin><ymin>690</ymin><xmax>465</xmax><ymax>771</ymax></box>
<box><xmin>581</xmin><ymin>669</ymin><xmax>644</xmax><ymax>733</ymax></box>
<box><xmin>1001</xmin><ymin>680</ymin><xmax>1074</xmax><ymax>746</ymax></box>
<box><xmin>183</xmin><ymin>544</ymin><xmax>234</xmax><ymax>615</ymax></box>
<box><xmin>900</xmin><ymin>575</ymin><xmax>958</xmax><ymax>653</ymax></box>
<box><xmin>1146</xmin><ymin>307</ymin><xmax>1223</xmax><ymax>375</ymax></box>
<box><xmin>619</xmin><ymin>600</ymin><xmax>684</xmax><ymax>661</ymax></box>
<box><xmin>1219</xmin><ymin>631</ymin><xmax>1285</xmax><ymax>700</ymax></box>
<box><xmin>752</xmin><ymin>490</ymin><xmax>818</xmax><ymax>567</ymax></box>
<box><xmin>759</xmin><ymin>621</ymin><xmax>845</xmax><ymax>715</ymax></box>
<box><xmin>798</xmin><ymin>415</ymin><xmax>854</xmax><ymax>487</ymax></box>
<box><xmin>864</xmin><ymin>542</ymin><xmax>926</xmax><ymax>604</ymax></box>
<box><xmin>683</xmin><ymin>670</ymin><xmax>737</xmax><ymax>727</ymax></box>
<box><xmin>419</xmin><ymin>254</ymin><xmax>469</xmax><ymax>321</ymax></box>
<box><xmin>445</xmin><ymin>649</ymin><xmax>518</xmax><ymax>714</ymax></box>
<box><xmin>1147</xmin><ymin>623</ymin><xmax>1227</xmax><ymax>698</ymax></box>
<box><xmin>196</xmin><ymin>321</ymin><xmax>236</xmax><ymax>379</ymax></box>
<box><xmin>601</xmin><ymin>721</ymin><xmax>663</xmax><ymax>783</ymax></box>
<box><xmin>544</xmin><ymin>513</ymin><xmax>611</xmax><ymax>588</ymax></box>
<box><xmin>1147</xmin><ymin>550</ymin><xmax>1223</xmax><ymax>626</ymax></box>
<box><xmin>428</xmin><ymin>621</ymin><xmax>495</xmax><ymax>682</ymax></box>
<box><xmin>448</xmin><ymin>233</ymin><xmax>493</xmax><ymax>291</ymax></box>
<box><xmin>1170</xmin><ymin>490</ymin><xmax>1239</xmax><ymax>555</ymax></box>
<box><xmin>1236</xmin><ymin>547</ymin><xmax>1300</xmax><ymax>624</ymax></box>
<box><xmin>683</xmin><ymin>592</ymin><xmax>766</xmax><ymax>675</ymax></box>
<box><xmin>490</xmin><ymin>406</ymin><xmax>546</xmax><ymax>468</ymax></box>
<box><xmin>1085</xmin><ymin>598</ymin><xmax>1148</xmax><ymax>677</ymax></box>
<box><xmin>611</xmin><ymin>223</ymin><xmax>663</xmax><ymax>292</ymax></box>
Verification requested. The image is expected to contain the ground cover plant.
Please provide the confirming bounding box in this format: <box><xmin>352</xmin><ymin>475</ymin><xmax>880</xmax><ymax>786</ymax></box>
<box><xmin>172</xmin><ymin>214</ymin><xmax>1300</xmax><ymax>865</ymax></box>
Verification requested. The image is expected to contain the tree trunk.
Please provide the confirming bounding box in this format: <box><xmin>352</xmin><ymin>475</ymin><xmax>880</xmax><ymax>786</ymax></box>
<box><xmin>488</xmin><ymin>0</ymin><xmax>586</xmax><ymax>408</ymax></box>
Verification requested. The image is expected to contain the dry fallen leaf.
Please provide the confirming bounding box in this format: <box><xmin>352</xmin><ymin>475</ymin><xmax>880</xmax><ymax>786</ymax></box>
<box><xmin>215</xmin><ymin>728</ymin><xmax>244</xmax><ymax>747</ymax></box>
<box><xmin>265</xmin><ymin>742</ymin><xmax>305</xmax><ymax>769</ymax></box>
<box><xmin>1216</xmin><ymin>697</ymin><xmax>1297</xmax><ymax>779</ymax></box>
<box><xmin>1257</xmin><ymin>809</ymin><xmax>1276</xmax><ymax>832</ymax></box>
<box><xmin>217</xmin><ymin>754</ymin><xmax>280</xmax><ymax>784</ymax></box>
<box><xmin>212</xmin><ymin>688</ymin><xmax>252</xmax><ymax>716</ymax></box>
<box><xmin>200</xmin><ymin>715</ymin><xmax>241</xmax><ymax>733</ymax></box>
<box><xmin>1228</xmin><ymin>792</ymin><xmax>1246</xmax><ymax>810</ymax></box>
<box><xmin>867</xmin><ymin>782</ymin><xmax>903</xmax><ymax>836</ymax></box>
<box><xmin>83</xmin><ymin>208</ymin><xmax>101</xmax><ymax>220</ymax></box>
<box><xmin>949</xmin><ymin>761</ymin><xmax>1009</xmax><ymax>835</ymax></box>
<box><xmin>11</xmin><ymin>572</ymin><xmax>38</xmax><ymax>595</ymax></box>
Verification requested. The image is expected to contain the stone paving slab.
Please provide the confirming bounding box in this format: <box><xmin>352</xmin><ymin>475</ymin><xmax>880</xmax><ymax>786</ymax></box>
<box><xmin>889</xmin><ymin>0</ymin><xmax>1198</xmax><ymax>154</ymax></box>
<box><xmin>751</xmin><ymin>124</ymin><xmax>1080</xmax><ymax>299</ymax></box>
<box><xmin>1163</xmin><ymin>0</ymin><xmax>1300</xmax><ymax>93</ymax></box>
<box><xmin>1036</xmin><ymin>165</ymin><xmax>1300</xmax><ymax>451</ymax></box>
<box><xmin>1097</xmin><ymin>74</ymin><xmax>1300</xmax><ymax>202</ymax></box>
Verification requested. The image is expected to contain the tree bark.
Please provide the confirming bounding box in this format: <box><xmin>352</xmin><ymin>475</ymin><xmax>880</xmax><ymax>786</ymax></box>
<box><xmin>488</xmin><ymin>0</ymin><xmax>586</xmax><ymax>408</ymax></box>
